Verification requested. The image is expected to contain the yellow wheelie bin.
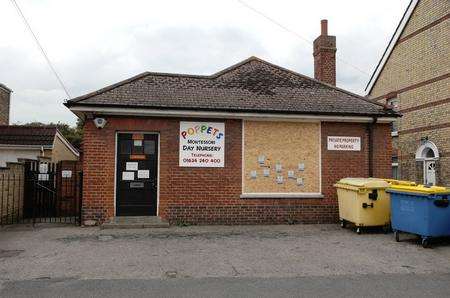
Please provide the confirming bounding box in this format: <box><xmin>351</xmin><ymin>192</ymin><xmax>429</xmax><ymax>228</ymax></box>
<box><xmin>334</xmin><ymin>178</ymin><xmax>391</xmax><ymax>234</ymax></box>
<box><xmin>383</xmin><ymin>179</ymin><xmax>417</xmax><ymax>186</ymax></box>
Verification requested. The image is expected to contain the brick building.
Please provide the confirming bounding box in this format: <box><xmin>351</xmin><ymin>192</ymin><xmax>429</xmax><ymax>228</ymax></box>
<box><xmin>66</xmin><ymin>21</ymin><xmax>397</xmax><ymax>225</ymax></box>
<box><xmin>0</xmin><ymin>83</ymin><xmax>11</xmax><ymax>125</ymax></box>
<box><xmin>366</xmin><ymin>0</ymin><xmax>449</xmax><ymax>186</ymax></box>
<box><xmin>0</xmin><ymin>126</ymin><xmax>79</xmax><ymax>167</ymax></box>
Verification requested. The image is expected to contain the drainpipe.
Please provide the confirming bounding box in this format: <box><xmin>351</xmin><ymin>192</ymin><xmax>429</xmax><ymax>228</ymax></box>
<box><xmin>367</xmin><ymin>117</ymin><xmax>378</xmax><ymax>177</ymax></box>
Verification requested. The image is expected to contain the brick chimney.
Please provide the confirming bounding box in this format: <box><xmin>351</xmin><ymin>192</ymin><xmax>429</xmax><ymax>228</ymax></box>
<box><xmin>0</xmin><ymin>83</ymin><xmax>11</xmax><ymax>125</ymax></box>
<box><xmin>313</xmin><ymin>19</ymin><xmax>336</xmax><ymax>86</ymax></box>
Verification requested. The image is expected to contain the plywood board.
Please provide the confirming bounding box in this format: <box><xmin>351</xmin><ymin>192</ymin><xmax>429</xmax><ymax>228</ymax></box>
<box><xmin>243</xmin><ymin>121</ymin><xmax>320</xmax><ymax>193</ymax></box>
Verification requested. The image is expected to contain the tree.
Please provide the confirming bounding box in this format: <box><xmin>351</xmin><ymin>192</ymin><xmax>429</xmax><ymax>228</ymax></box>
<box><xmin>17</xmin><ymin>119</ymin><xmax>84</xmax><ymax>150</ymax></box>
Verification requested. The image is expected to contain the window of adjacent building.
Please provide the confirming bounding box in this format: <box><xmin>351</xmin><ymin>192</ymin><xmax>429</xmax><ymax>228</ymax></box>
<box><xmin>390</xmin><ymin>121</ymin><xmax>399</xmax><ymax>136</ymax></box>
<box><xmin>387</xmin><ymin>98</ymin><xmax>399</xmax><ymax>137</ymax></box>
<box><xmin>392</xmin><ymin>156</ymin><xmax>399</xmax><ymax>179</ymax></box>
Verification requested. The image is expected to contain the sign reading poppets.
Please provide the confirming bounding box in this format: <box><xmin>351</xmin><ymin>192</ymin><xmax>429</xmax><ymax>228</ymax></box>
<box><xmin>179</xmin><ymin>122</ymin><xmax>225</xmax><ymax>167</ymax></box>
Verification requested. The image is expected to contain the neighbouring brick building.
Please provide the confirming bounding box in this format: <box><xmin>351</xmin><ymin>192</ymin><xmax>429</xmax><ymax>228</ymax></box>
<box><xmin>366</xmin><ymin>0</ymin><xmax>449</xmax><ymax>186</ymax></box>
<box><xmin>0</xmin><ymin>83</ymin><xmax>11</xmax><ymax>125</ymax></box>
<box><xmin>66</xmin><ymin>21</ymin><xmax>397</xmax><ymax>225</ymax></box>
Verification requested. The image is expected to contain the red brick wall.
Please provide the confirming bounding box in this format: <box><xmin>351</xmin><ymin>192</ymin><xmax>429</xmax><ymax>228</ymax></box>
<box><xmin>82</xmin><ymin>117</ymin><xmax>391</xmax><ymax>225</ymax></box>
<box><xmin>372</xmin><ymin>124</ymin><xmax>393</xmax><ymax>179</ymax></box>
<box><xmin>313</xmin><ymin>35</ymin><xmax>336</xmax><ymax>86</ymax></box>
<box><xmin>321</xmin><ymin>122</ymin><xmax>393</xmax><ymax>205</ymax></box>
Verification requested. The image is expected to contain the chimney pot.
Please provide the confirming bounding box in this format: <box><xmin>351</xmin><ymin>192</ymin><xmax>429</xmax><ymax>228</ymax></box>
<box><xmin>321</xmin><ymin>19</ymin><xmax>328</xmax><ymax>36</ymax></box>
<box><xmin>313</xmin><ymin>19</ymin><xmax>336</xmax><ymax>86</ymax></box>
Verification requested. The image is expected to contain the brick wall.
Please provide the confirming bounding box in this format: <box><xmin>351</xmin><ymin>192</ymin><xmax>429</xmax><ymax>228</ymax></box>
<box><xmin>0</xmin><ymin>86</ymin><xmax>11</xmax><ymax>125</ymax></box>
<box><xmin>368</xmin><ymin>0</ymin><xmax>449</xmax><ymax>186</ymax></box>
<box><xmin>313</xmin><ymin>20</ymin><xmax>337</xmax><ymax>86</ymax></box>
<box><xmin>320</xmin><ymin>122</ymin><xmax>392</xmax><ymax>204</ymax></box>
<box><xmin>82</xmin><ymin>117</ymin><xmax>391</xmax><ymax>225</ymax></box>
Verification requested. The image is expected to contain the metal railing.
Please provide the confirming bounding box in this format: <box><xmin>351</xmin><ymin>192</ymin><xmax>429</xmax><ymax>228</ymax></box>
<box><xmin>0</xmin><ymin>161</ymin><xmax>82</xmax><ymax>226</ymax></box>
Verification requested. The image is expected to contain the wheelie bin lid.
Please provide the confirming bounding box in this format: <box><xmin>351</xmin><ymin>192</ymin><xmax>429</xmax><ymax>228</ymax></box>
<box><xmin>383</xmin><ymin>179</ymin><xmax>417</xmax><ymax>186</ymax></box>
<box><xmin>387</xmin><ymin>184</ymin><xmax>450</xmax><ymax>195</ymax></box>
<box><xmin>334</xmin><ymin>178</ymin><xmax>390</xmax><ymax>190</ymax></box>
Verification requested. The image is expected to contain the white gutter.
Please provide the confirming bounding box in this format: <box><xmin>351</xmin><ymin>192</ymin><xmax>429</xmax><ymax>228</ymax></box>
<box><xmin>0</xmin><ymin>144</ymin><xmax>52</xmax><ymax>150</ymax></box>
<box><xmin>70</xmin><ymin>106</ymin><xmax>397</xmax><ymax>123</ymax></box>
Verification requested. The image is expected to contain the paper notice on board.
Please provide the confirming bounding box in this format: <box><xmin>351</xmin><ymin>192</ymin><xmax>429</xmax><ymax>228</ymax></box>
<box><xmin>137</xmin><ymin>170</ymin><xmax>150</xmax><ymax>179</ymax></box>
<box><xmin>61</xmin><ymin>170</ymin><xmax>72</xmax><ymax>178</ymax></box>
<box><xmin>122</xmin><ymin>171</ymin><xmax>134</xmax><ymax>181</ymax></box>
<box><xmin>39</xmin><ymin>163</ymin><xmax>48</xmax><ymax>174</ymax></box>
<box><xmin>38</xmin><ymin>174</ymin><xmax>49</xmax><ymax>181</ymax></box>
<box><xmin>126</xmin><ymin>162</ymin><xmax>138</xmax><ymax>171</ymax></box>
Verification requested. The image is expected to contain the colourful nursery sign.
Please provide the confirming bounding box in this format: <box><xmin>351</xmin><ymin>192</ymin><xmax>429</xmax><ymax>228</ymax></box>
<box><xmin>179</xmin><ymin>121</ymin><xmax>225</xmax><ymax>167</ymax></box>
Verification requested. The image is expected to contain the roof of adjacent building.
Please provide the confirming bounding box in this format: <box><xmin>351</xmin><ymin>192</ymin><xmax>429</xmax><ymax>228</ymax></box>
<box><xmin>66</xmin><ymin>57</ymin><xmax>396</xmax><ymax>118</ymax></box>
<box><xmin>0</xmin><ymin>83</ymin><xmax>12</xmax><ymax>93</ymax></box>
<box><xmin>0</xmin><ymin>125</ymin><xmax>57</xmax><ymax>146</ymax></box>
<box><xmin>365</xmin><ymin>0</ymin><xmax>419</xmax><ymax>94</ymax></box>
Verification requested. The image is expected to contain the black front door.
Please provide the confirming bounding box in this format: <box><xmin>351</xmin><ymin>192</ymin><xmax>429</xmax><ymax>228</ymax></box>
<box><xmin>116</xmin><ymin>133</ymin><xmax>158</xmax><ymax>216</ymax></box>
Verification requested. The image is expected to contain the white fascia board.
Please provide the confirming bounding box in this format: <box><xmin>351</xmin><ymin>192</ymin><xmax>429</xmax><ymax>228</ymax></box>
<box><xmin>55</xmin><ymin>131</ymin><xmax>80</xmax><ymax>157</ymax></box>
<box><xmin>70</xmin><ymin>106</ymin><xmax>396</xmax><ymax>123</ymax></box>
<box><xmin>365</xmin><ymin>0</ymin><xmax>419</xmax><ymax>94</ymax></box>
<box><xmin>0</xmin><ymin>144</ymin><xmax>52</xmax><ymax>150</ymax></box>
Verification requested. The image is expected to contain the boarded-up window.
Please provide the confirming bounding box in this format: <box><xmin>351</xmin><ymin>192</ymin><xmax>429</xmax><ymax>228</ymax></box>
<box><xmin>243</xmin><ymin>121</ymin><xmax>321</xmax><ymax>194</ymax></box>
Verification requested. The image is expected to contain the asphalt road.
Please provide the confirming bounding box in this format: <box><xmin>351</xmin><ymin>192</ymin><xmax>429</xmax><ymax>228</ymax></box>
<box><xmin>2</xmin><ymin>273</ymin><xmax>450</xmax><ymax>298</ymax></box>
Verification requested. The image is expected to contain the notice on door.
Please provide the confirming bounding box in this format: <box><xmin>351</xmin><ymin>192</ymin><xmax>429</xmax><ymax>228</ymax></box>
<box><xmin>179</xmin><ymin>121</ymin><xmax>225</xmax><ymax>167</ymax></box>
<box><xmin>327</xmin><ymin>136</ymin><xmax>361</xmax><ymax>151</ymax></box>
<box><xmin>122</xmin><ymin>171</ymin><xmax>135</xmax><ymax>181</ymax></box>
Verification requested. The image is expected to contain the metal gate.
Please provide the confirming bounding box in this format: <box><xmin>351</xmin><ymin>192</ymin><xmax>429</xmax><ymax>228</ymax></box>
<box><xmin>0</xmin><ymin>160</ymin><xmax>82</xmax><ymax>226</ymax></box>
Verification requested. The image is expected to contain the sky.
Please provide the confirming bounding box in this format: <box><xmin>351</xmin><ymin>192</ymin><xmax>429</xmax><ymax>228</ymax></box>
<box><xmin>0</xmin><ymin>0</ymin><xmax>410</xmax><ymax>126</ymax></box>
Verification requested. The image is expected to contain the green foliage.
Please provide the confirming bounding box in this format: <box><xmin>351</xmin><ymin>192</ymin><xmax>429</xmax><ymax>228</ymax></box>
<box><xmin>175</xmin><ymin>220</ymin><xmax>191</xmax><ymax>227</ymax></box>
<box><xmin>18</xmin><ymin>119</ymin><xmax>84</xmax><ymax>150</ymax></box>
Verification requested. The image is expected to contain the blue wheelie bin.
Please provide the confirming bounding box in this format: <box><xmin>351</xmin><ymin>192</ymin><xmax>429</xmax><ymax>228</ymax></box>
<box><xmin>387</xmin><ymin>184</ymin><xmax>450</xmax><ymax>248</ymax></box>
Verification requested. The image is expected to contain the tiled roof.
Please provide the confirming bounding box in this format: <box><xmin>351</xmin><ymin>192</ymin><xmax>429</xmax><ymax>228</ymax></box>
<box><xmin>66</xmin><ymin>57</ymin><xmax>396</xmax><ymax>117</ymax></box>
<box><xmin>0</xmin><ymin>83</ymin><xmax>11</xmax><ymax>93</ymax></box>
<box><xmin>0</xmin><ymin>125</ymin><xmax>57</xmax><ymax>146</ymax></box>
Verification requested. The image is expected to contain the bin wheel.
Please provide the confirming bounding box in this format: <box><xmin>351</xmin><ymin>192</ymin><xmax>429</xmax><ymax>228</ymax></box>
<box><xmin>340</xmin><ymin>220</ymin><xmax>346</xmax><ymax>228</ymax></box>
<box><xmin>356</xmin><ymin>227</ymin><xmax>362</xmax><ymax>234</ymax></box>
<box><xmin>421</xmin><ymin>238</ymin><xmax>431</xmax><ymax>249</ymax></box>
<box><xmin>394</xmin><ymin>231</ymin><xmax>400</xmax><ymax>242</ymax></box>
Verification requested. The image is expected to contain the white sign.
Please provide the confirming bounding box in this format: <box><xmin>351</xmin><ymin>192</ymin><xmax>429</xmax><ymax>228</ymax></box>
<box><xmin>179</xmin><ymin>121</ymin><xmax>225</xmax><ymax>167</ymax></box>
<box><xmin>38</xmin><ymin>174</ymin><xmax>49</xmax><ymax>181</ymax></box>
<box><xmin>39</xmin><ymin>163</ymin><xmax>48</xmax><ymax>174</ymax></box>
<box><xmin>122</xmin><ymin>171</ymin><xmax>135</xmax><ymax>181</ymax></box>
<box><xmin>137</xmin><ymin>170</ymin><xmax>150</xmax><ymax>179</ymax></box>
<box><xmin>327</xmin><ymin>136</ymin><xmax>361</xmax><ymax>151</ymax></box>
<box><xmin>61</xmin><ymin>170</ymin><xmax>72</xmax><ymax>178</ymax></box>
<box><xmin>126</xmin><ymin>162</ymin><xmax>138</xmax><ymax>171</ymax></box>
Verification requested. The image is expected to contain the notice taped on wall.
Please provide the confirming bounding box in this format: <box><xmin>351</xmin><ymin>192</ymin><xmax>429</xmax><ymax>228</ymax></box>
<box><xmin>179</xmin><ymin>121</ymin><xmax>225</xmax><ymax>167</ymax></box>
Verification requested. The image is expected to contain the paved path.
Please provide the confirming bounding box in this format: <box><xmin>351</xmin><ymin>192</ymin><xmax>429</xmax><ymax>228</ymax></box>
<box><xmin>2</xmin><ymin>273</ymin><xmax>450</xmax><ymax>297</ymax></box>
<box><xmin>1</xmin><ymin>224</ymin><xmax>450</xmax><ymax>296</ymax></box>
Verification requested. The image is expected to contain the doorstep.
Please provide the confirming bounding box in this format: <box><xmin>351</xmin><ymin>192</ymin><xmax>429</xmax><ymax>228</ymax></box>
<box><xmin>101</xmin><ymin>216</ymin><xmax>170</xmax><ymax>229</ymax></box>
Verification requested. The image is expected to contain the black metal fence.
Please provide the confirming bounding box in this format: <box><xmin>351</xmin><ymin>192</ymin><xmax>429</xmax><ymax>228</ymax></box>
<box><xmin>0</xmin><ymin>160</ymin><xmax>82</xmax><ymax>226</ymax></box>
